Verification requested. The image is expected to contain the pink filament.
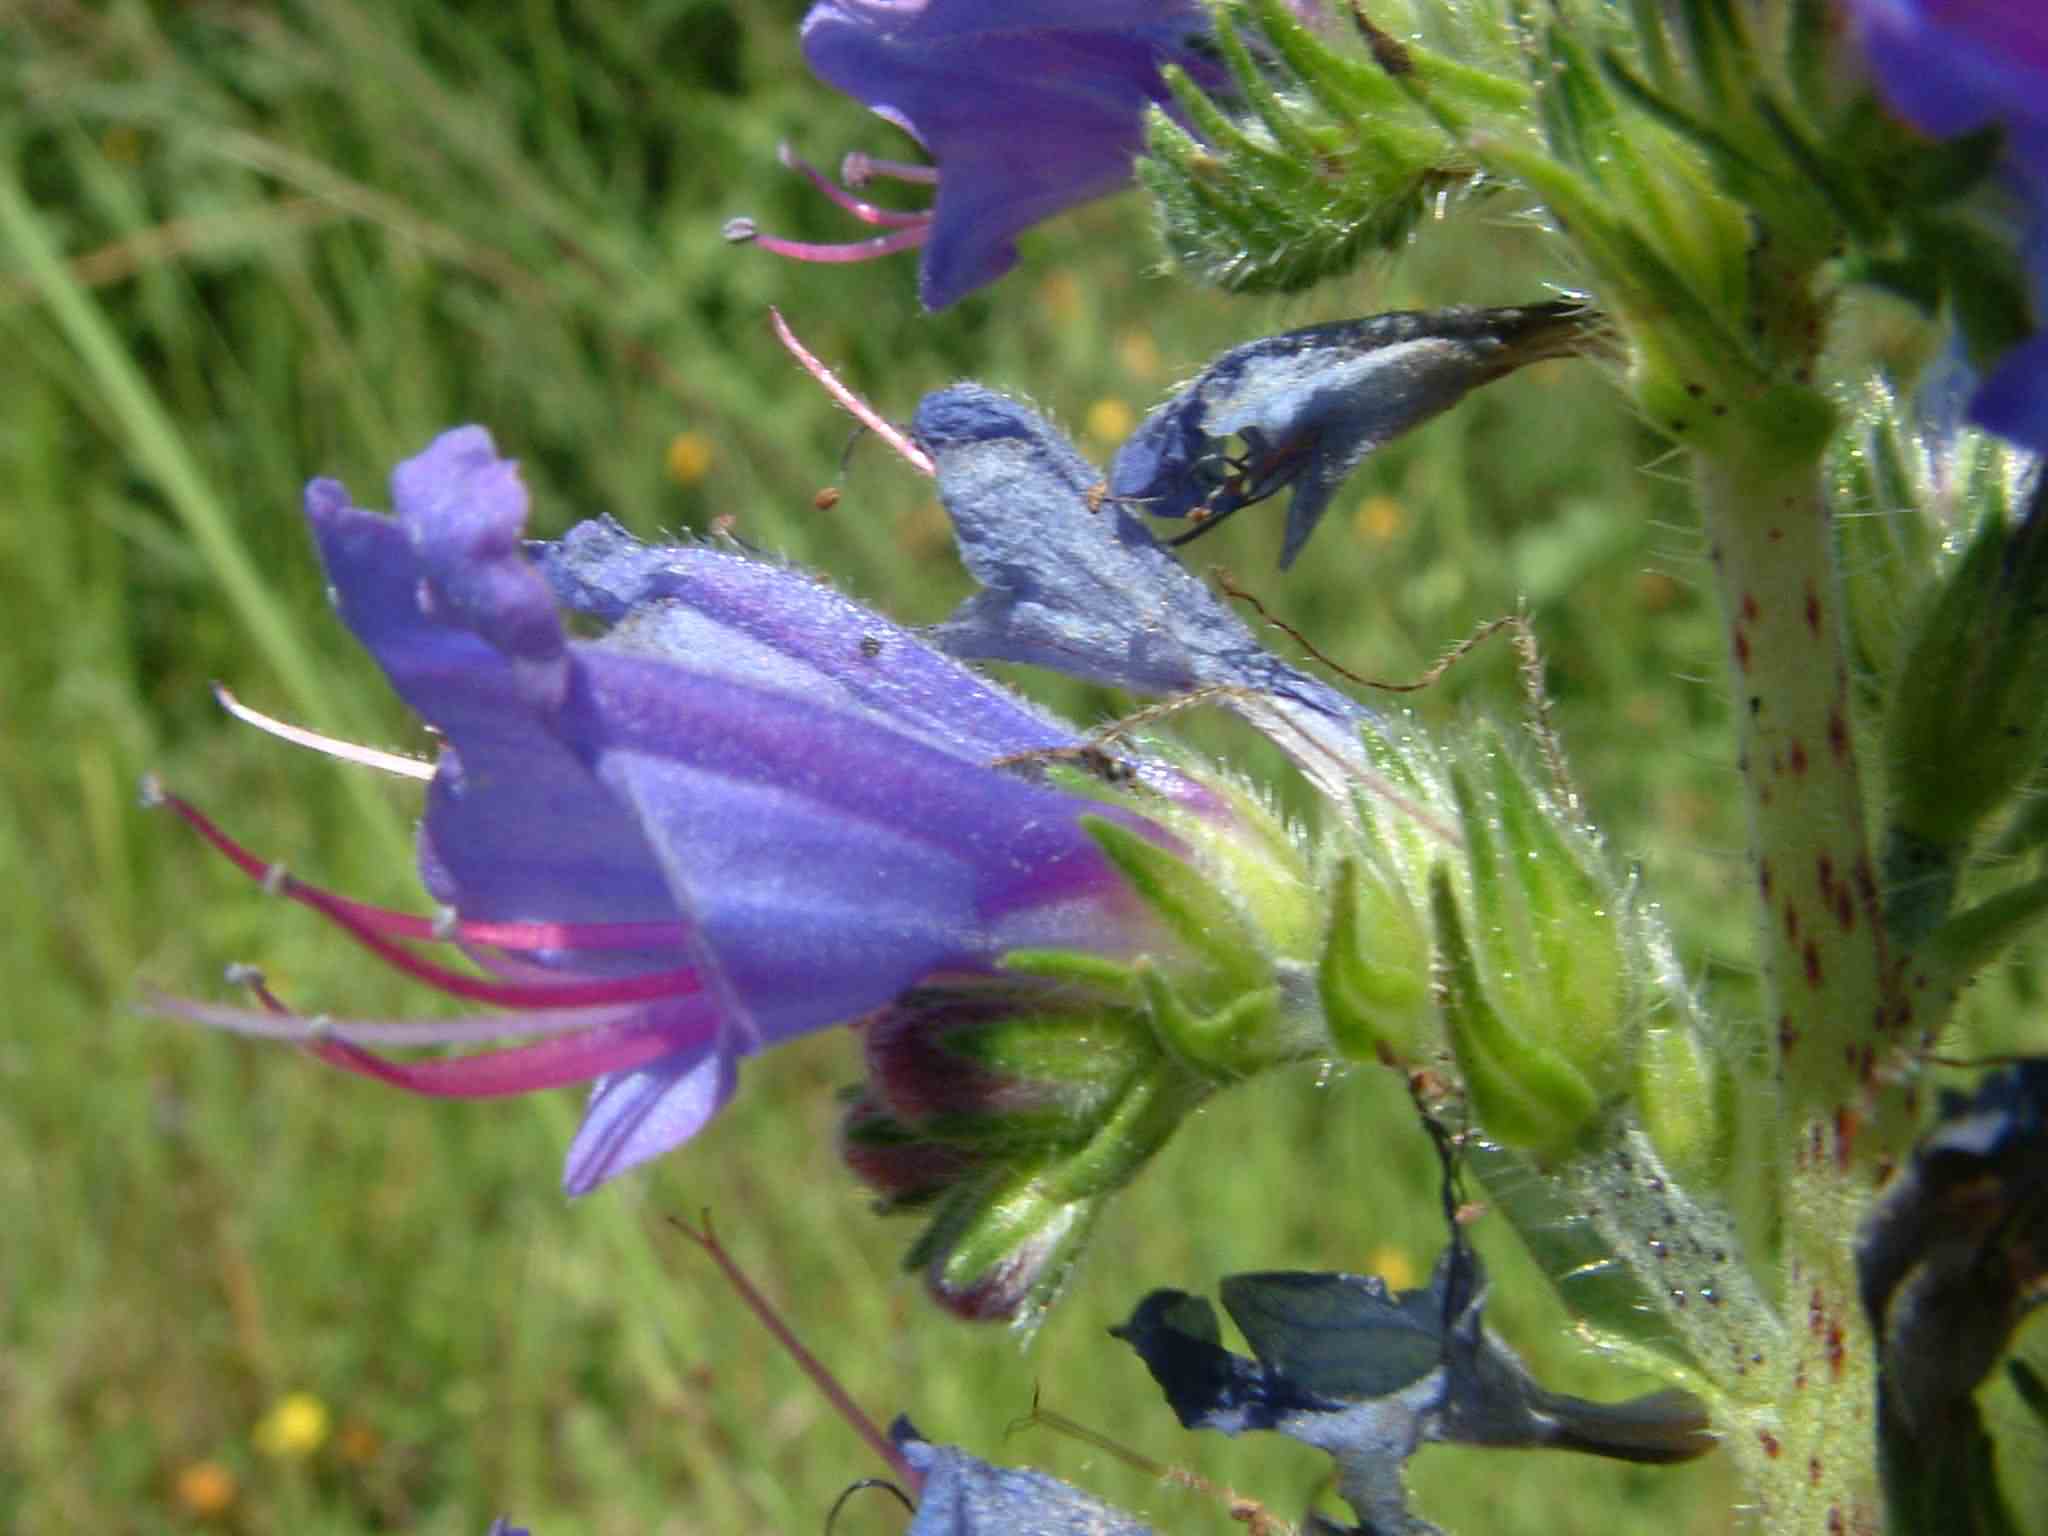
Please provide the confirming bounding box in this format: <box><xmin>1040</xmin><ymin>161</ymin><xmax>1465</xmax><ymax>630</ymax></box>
<box><xmin>778</xmin><ymin>144</ymin><xmax>929</xmax><ymax>229</ymax></box>
<box><xmin>841</xmin><ymin>152</ymin><xmax>938</xmax><ymax>188</ymax></box>
<box><xmin>743</xmin><ymin>224</ymin><xmax>931</xmax><ymax>264</ymax></box>
<box><xmin>157</xmin><ymin>787</ymin><xmax>703</xmax><ymax>1009</ymax></box>
<box><xmin>212</xmin><ymin>954</ymin><xmax>716</xmax><ymax>1098</ymax></box>
<box><xmin>768</xmin><ymin>307</ymin><xmax>936</xmax><ymax>478</ymax></box>
<box><xmin>309</xmin><ymin>1024</ymin><xmax>696</xmax><ymax>1097</ymax></box>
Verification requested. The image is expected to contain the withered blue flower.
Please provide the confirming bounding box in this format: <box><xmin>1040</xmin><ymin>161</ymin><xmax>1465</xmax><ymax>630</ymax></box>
<box><xmin>1115</xmin><ymin>1118</ymin><xmax>1712</xmax><ymax>1531</ymax></box>
<box><xmin>1106</xmin><ymin>303</ymin><xmax>1600</xmax><ymax>567</ymax></box>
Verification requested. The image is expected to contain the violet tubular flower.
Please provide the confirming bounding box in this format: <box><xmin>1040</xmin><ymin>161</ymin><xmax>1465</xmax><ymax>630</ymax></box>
<box><xmin>1847</xmin><ymin>0</ymin><xmax>2048</xmax><ymax>452</ymax></box>
<box><xmin>149</xmin><ymin>426</ymin><xmax>1189</xmax><ymax>1194</ymax></box>
<box><xmin>732</xmin><ymin>1</ymin><xmax>1226</xmax><ymax>310</ymax></box>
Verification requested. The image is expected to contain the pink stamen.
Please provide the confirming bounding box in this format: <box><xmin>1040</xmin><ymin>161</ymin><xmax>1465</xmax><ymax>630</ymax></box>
<box><xmin>768</xmin><ymin>308</ymin><xmax>936</xmax><ymax>478</ymax></box>
<box><xmin>841</xmin><ymin>152</ymin><xmax>938</xmax><ymax>189</ymax></box>
<box><xmin>146</xmin><ymin>986</ymin><xmax>664</xmax><ymax>1046</ymax></box>
<box><xmin>153</xmin><ymin>784</ymin><xmax>687</xmax><ymax>950</ymax></box>
<box><xmin>737</xmin><ymin>223</ymin><xmax>932</xmax><ymax>265</ymax></box>
<box><xmin>211</xmin><ymin>972</ymin><xmax>716</xmax><ymax>1098</ymax></box>
<box><xmin>777</xmin><ymin>144</ymin><xmax>928</xmax><ymax>229</ymax></box>
<box><xmin>308</xmin><ymin>1023</ymin><xmax>696</xmax><ymax>1097</ymax></box>
<box><xmin>150</xmin><ymin>783</ymin><xmax>703</xmax><ymax>1008</ymax></box>
<box><xmin>675</xmin><ymin>1213</ymin><xmax>923</xmax><ymax>1495</ymax></box>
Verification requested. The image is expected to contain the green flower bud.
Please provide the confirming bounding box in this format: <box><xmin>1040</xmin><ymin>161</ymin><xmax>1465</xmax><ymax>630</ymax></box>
<box><xmin>1634</xmin><ymin>1021</ymin><xmax>1727</xmax><ymax>1193</ymax></box>
<box><xmin>1454</xmin><ymin>739</ymin><xmax>1639</xmax><ymax>1100</ymax></box>
<box><xmin>899</xmin><ymin>1056</ymin><xmax>1213</xmax><ymax>1328</ymax></box>
<box><xmin>1318</xmin><ymin>852</ymin><xmax>1434</xmax><ymax>1064</ymax></box>
<box><xmin>1434</xmin><ymin>866</ymin><xmax>1602</xmax><ymax>1165</ymax></box>
<box><xmin>858</xmin><ymin>976</ymin><xmax>1157</xmax><ymax>1149</ymax></box>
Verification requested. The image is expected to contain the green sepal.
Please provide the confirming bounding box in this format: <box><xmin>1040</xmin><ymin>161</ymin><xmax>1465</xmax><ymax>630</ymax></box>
<box><xmin>1318</xmin><ymin>855</ymin><xmax>1434</xmax><ymax>1063</ymax></box>
<box><xmin>2007</xmin><ymin>1359</ymin><xmax>2048</xmax><ymax>1431</ymax></box>
<box><xmin>1474</xmin><ymin>134</ymin><xmax>1758</xmax><ymax>405</ymax></box>
<box><xmin>1634</xmin><ymin>1021</ymin><xmax>1727</xmax><ymax>1192</ymax></box>
<box><xmin>1832</xmin><ymin>382</ymin><xmax>1938</xmax><ymax>691</ymax></box>
<box><xmin>1136</xmin><ymin>958</ymin><xmax>1286</xmax><ymax>1078</ymax></box>
<box><xmin>1467</xmin><ymin>1126</ymin><xmax>1779</xmax><ymax>1395</ymax></box>
<box><xmin>1462</xmin><ymin>1138</ymin><xmax>1709</xmax><ymax>1384</ymax></box>
<box><xmin>1913</xmin><ymin>875</ymin><xmax>2048</xmax><ymax>1027</ymax></box>
<box><xmin>1432</xmin><ymin>865</ymin><xmax>1601</xmax><ymax>1165</ymax></box>
<box><xmin>1596</xmin><ymin>48</ymin><xmax>1770</xmax><ymax>207</ymax></box>
<box><xmin>1082</xmin><ymin>815</ymin><xmax>1269</xmax><ymax>1000</ymax></box>
<box><xmin>1917</xmin><ymin>212</ymin><xmax>2041</xmax><ymax>378</ymax></box>
<box><xmin>1668</xmin><ymin>0</ymin><xmax>1753</xmax><ymax>116</ymax></box>
<box><xmin>998</xmin><ymin>948</ymin><xmax>1142</xmax><ymax>996</ymax></box>
<box><xmin>1885</xmin><ymin>497</ymin><xmax>2048</xmax><ymax>860</ymax></box>
<box><xmin>1135</xmin><ymin>0</ymin><xmax>1490</xmax><ymax>293</ymax></box>
<box><xmin>1483</xmin><ymin>743</ymin><xmax>1635</xmax><ymax>1099</ymax></box>
<box><xmin>914</xmin><ymin>1008</ymin><xmax>1157</xmax><ymax>1148</ymax></box>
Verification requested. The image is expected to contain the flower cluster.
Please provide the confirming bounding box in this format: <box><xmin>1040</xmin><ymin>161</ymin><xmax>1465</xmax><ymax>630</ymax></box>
<box><xmin>151</xmin><ymin>2</ymin><xmax>2048</xmax><ymax>1532</ymax></box>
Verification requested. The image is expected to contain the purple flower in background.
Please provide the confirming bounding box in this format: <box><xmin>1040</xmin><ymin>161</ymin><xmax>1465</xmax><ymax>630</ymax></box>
<box><xmin>728</xmin><ymin>1</ymin><xmax>1223</xmax><ymax>309</ymax></box>
<box><xmin>1848</xmin><ymin>0</ymin><xmax>2048</xmax><ymax>450</ymax></box>
<box><xmin>150</xmin><ymin>428</ymin><xmax>1183</xmax><ymax>1193</ymax></box>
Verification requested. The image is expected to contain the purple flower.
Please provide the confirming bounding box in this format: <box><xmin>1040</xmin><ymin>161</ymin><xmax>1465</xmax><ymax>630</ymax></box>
<box><xmin>729</xmin><ymin>1</ymin><xmax>1224</xmax><ymax>310</ymax></box>
<box><xmin>1848</xmin><ymin>0</ymin><xmax>2048</xmax><ymax>450</ymax></box>
<box><xmin>151</xmin><ymin>427</ymin><xmax>1185</xmax><ymax>1193</ymax></box>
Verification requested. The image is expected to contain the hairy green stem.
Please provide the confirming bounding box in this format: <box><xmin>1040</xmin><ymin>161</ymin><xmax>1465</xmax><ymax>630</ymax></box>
<box><xmin>1694</xmin><ymin>443</ymin><xmax>1907</xmax><ymax>1532</ymax></box>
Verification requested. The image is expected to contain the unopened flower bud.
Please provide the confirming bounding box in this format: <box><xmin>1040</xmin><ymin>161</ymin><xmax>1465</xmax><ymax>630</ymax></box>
<box><xmin>904</xmin><ymin>1056</ymin><xmax>1212</xmax><ymax>1328</ymax></box>
<box><xmin>859</xmin><ymin>977</ymin><xmax>1156</xmax><ymax>1146</ymax></box>
<box><xmin>839</xmin><ymin>1096</ymin><xmax>986</xmax><ymax>1210</ymax></box>
<box><xmin>1634</xmin><ymin>1021</ymin><xmax>1729</xmax><ymax>1192</ymax></box>
<box><xmin>1434</xmin><ymin>739</ymin><xmax>1642</xmax><ymax>1162</ymax></box>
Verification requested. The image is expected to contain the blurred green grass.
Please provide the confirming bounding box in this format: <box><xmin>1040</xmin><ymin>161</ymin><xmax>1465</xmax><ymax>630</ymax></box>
<box><xmin>0</xmin><ymin>3</ymin><xmax>1929</xmax><ymax>1531</ymax></box>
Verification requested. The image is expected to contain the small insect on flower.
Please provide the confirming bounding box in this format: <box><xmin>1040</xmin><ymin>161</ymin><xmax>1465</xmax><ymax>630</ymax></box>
<box><xmin>1106</xmin><ymin>302</ymin><xmax>1605</xmax><ymax>567</ymax></box>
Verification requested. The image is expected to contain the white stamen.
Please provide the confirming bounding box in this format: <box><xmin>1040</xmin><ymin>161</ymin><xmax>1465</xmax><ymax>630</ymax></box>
<box><xmin>261</xmin><ymin>863</ymin><xmax>290</xmax><ymax>897</ymax></box>
<box><xmin>137</xmin><ymin>772</ymin><xmax>167</xmax><ymax>809</ymax></box>
<box><xmin>432</xmin><ymin>906</ymin><xmax>460</xmax><ymax>941</ymax></box>
<box><xmin>212</xmin><ymin>683</ymin><xmax>434</xmax><ymax>780</ymax></box>
<box><xmin>224</xmin><ymin>962</ymin><xmax>265</xmax><ymax>988</ymax></box>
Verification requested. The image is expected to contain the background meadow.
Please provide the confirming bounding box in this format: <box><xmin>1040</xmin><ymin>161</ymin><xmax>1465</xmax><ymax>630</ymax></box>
<box><xmin>13</xmin><ymin>2</ymin><xmax>2014</xmax><ymax>1531</ymax></box>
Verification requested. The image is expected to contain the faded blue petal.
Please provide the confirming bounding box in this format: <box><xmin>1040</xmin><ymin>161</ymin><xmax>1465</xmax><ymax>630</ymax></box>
<box><xmin>915</xmin><ymin>384</ymin><xmax>1360</xmax><ymax>715</ymax></box>
<box><xmin>801</xmin><ymin>1</ymin><xmax>1216</xmax><ymax>309</ymax></box>
<box><xmin>913</xmin><ymin>384</ymin><xmax>1385</xmax><ymax>798</ymax></box>
<box><xmin>893</xmin><ymin>1418</ymin><xmax>1155</xmax><ymax>1536</ymax></box>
